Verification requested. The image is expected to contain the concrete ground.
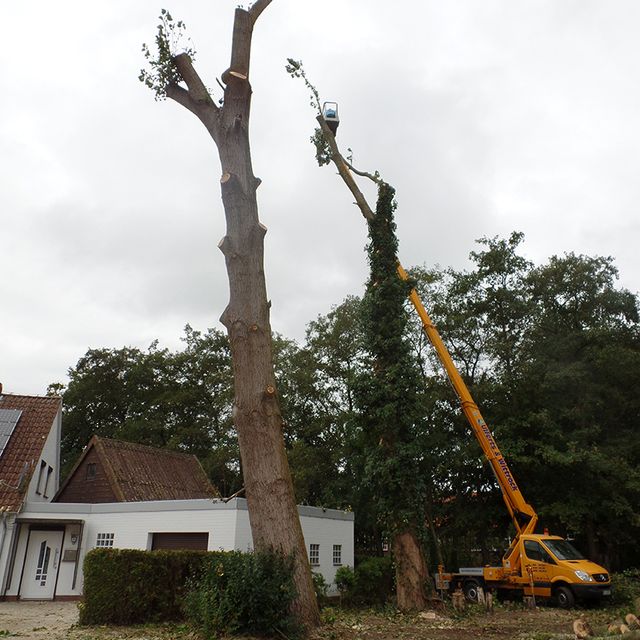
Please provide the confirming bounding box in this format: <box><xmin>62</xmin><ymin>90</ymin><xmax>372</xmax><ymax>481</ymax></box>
<box><xmin>0</xmin><ymin>601</ymin><xmax>79</xmax><ymax>639</ymax></box>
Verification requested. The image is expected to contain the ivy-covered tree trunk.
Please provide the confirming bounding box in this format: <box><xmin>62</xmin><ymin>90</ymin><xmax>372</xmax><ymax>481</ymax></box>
<box><xmin>360</xmin><ymin>183</ymin><xmax>430</xmax><ymax>611</ymax></box>
<box><xmin>290</xmin><ymin>96</ymin><xmax>431</xmax><ymax>609</ymax></box>
<box><xmin>143</xmin><ymin>2</ymin><xmax>319</xmax><ymax>628</ymax></box>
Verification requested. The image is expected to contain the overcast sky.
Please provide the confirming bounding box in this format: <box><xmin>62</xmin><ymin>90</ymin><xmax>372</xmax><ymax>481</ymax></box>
<box><xmin>2</xmin><ymin>1</ymin><xmax>640</xmax><ymax>395</ymax></box>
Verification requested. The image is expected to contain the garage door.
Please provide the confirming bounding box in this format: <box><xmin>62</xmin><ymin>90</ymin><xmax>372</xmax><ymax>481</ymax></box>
<box><xmin>151</xmin><ymin>532</ymin><xmax>209</xmax><ymax>550</ymax></box>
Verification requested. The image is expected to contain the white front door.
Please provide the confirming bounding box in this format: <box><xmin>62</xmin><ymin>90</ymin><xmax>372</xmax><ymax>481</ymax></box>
<box><xmin>21</xmin><ymin>529</ymin><xmax>63</xmax><ymax>599</ymax></box>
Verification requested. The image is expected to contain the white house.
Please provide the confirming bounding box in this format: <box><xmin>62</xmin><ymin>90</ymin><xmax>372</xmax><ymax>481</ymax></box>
<box><xmin>0</xmin><ymin>390</ymin><xmax>353</xmax><ymax>601</ymax></box>
<box><xmin>8</xmin><ymin>498</ymin><xmax>353</xmax><ymax>600</ymax></box>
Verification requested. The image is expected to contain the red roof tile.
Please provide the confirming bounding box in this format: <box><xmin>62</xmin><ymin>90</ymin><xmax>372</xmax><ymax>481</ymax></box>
<box><xmin>56</xmin><ymin>436</ymin><xmax>218</xmax><ymax>502</ymax></box>
<box><xmin>0</xmin><ymin>394</ymin><xmax>61</xmax><ymax>511</ymax></box>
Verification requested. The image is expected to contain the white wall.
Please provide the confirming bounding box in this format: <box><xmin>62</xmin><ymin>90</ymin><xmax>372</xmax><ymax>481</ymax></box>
<box><xmin>25</xmin><ymin>404</ymin><xmax>61</xmax><ymax>503</ymax></box>
<box><xmin>9</xmin><ymin>498</ymin><xmax>354</xmax><ymax>598</ymax></box>
<box><xmin>232</xmin><ymin>502</ymin><xmax>354</xmax><ymax>594</ymax></box>
<box><xmin>300</xmin><ymin>507</ymin><xmax>354</xmax><ymax>593</ymax></box>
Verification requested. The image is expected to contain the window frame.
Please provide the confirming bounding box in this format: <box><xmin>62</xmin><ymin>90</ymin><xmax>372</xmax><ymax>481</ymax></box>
<box><xmin>95</xmin><ymin>532</ymin><xmax>115</xmax><ymax>548</ymax></box>
<box><xmin>43</xmin><ymin>466</ymin><xmax>54</xmax><ymax>498</ymax></box>
<box><xmin>35</xmin><ymin>460</ymin><xmax>47</xmax><ymax>495</ymax></box>
<box><xmin>309</xmin><ymin>543</ymin><xmax>320</xmax><ymax>566</ymax></box>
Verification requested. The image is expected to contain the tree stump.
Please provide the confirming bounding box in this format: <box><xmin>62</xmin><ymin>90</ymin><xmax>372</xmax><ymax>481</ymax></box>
<box><xmin>626</xmin><ymin>614</ymin><xmax>640</xmax><ymax>630</ymax></box>
<box><xmin>452</xmin><ymin>588</ymin><xmax>465</xmax><ymax>611</ymax></box>
<box><xmin>485</xmin><ymin>590</ymin><xmax>494</xmax><ymax>613</ymax></box>
<box><xmin>573</xmin><ymin>618</ymin><xmax>594</xmax><ymax>639</ymax></box>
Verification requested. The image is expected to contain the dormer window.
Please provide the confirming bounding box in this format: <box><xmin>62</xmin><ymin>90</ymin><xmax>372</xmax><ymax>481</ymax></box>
<box><xmin>43</xmin><ymin>466</ymin><xmax>54</xmax><ymax>498</ymax></box>
<box><xmin>86</xmin><ymin>463</ymin><xmax>97</xmax><ymax>480</ymax></box>
<box><xmin>35</xmin><ymin>460</ymin><xmax>47</xmax><ymax>495</ymax></box>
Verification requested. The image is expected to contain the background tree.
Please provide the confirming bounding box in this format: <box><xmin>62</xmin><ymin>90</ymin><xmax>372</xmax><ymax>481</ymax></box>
<box><xmin>504</xmin><ymin>252</ymin><xmax>640</xmax><ymax>567</ymax></box>
<box><xmin>58</xmin><ymin>326</ymin><xmax>239</xmax><ymax>494</ymax></box>
<box><xmin>408</xmin><ymin>239</ymin><xmax>640</xmax><ymax>570</ymax></box>
<box><xmin>140</xmin><ymin>4</ymin><xmax>319</xmax><ymax>625</ymax></box>
<box><xmin>54</xmin><ymin>228</ymin><xmax>640</xmax><ymax>574</ymax></box>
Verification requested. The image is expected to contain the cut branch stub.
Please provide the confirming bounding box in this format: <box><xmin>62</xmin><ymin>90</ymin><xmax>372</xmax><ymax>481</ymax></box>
<box><xmin>222</xmin><ymin>8</ymin><xmax>253</xmax><ymax>84</ymax></box>
<box><xmin>173</xmin><ymin>53</ymin><xmax>214</xmax><ymax>104</ymax></box>
<box><xmin>218</xmin><ymin>235</ymin><xmax>235</xmax><ymax>258</ymax></box>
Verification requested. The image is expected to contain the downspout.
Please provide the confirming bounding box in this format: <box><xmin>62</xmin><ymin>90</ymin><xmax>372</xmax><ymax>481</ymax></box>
<box><xmin>0</xmin><ymin>508</ymin><xmax>20</xmax><ymax>597</ymax></box>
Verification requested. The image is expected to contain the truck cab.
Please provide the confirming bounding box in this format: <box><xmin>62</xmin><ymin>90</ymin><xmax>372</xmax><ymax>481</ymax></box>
<box><xmin>474</xmin><ymin>534</ymin><xmax>611</xmax><ymax>606</ymax></box>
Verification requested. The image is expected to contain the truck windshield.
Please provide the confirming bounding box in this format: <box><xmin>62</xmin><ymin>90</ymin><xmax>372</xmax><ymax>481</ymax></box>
<box><xmin>543</xmin><ymin>539</ymin><xmax>585</xmax><ymax>560</ymax></box>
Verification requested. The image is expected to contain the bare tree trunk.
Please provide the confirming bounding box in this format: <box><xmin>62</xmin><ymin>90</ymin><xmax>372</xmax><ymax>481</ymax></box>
<box><xmin>392</xmin><ymin>529</ymin><xmax>429</xmax><ymax>611</ymax></box>
<box><xmin>160</xmin><ymin>3</ymin><xmax>319</xmax><ymax>628</ymax></box>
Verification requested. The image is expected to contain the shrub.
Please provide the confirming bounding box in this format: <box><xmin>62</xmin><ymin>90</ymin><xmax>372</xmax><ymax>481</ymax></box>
<box><xmin>183</xmin><ymin>550</ymin><xmax>300</xmax><ymax>639</ymax></box>
<box><xmin>80</xmin><ymin>547</ymin><xmax>300</xmax><ymax>637</ymax></box>
<box><xmin>332</xmin><ymin>558</ymin><xmax>394</xmax><ymax>606</ymax></box>
<box><xmin>80</xmin><ymin>548</ymin><xmax>208</xmax><ymax>625</ymax></box>
<box><xmin>353</xmin><ymin>556</ymin><xmax>394</xmax><ymax>605</ymax></box>
<box><xmin>334</xmin><ymin>565</ymin><xmax>356</xmax><ymax>599</ymax></box>
<box><xmin>610</xmin><ymin>569</ymin><xmax>640</xmax><ymax>607</ymax></box>
<box><xmin>312</xmin><ymin>571</ymin><xmax>329</xmax><ymax>608</ymax></box>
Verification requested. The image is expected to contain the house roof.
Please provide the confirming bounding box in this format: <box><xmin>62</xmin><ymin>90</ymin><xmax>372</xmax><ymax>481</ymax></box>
<box><xmin>0</xmin><ymin>393</ymin><xmax>61</xmax><ymax>512</ymax></box>
<box><xmin>56</xmin><ymin>436</ymin><xmax>219</xmax><ymax>502</ymax></box>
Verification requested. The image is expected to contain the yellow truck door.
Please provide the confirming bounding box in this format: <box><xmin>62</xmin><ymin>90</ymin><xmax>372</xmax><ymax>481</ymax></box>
<box><xmin>522</xmin><ymin>539</ymin><xmax>555</xmax><ymax>597</ymax></box>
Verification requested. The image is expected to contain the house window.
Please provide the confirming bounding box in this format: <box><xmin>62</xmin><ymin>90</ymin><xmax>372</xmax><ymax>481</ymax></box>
<box><xmin>35</xmin><ymin>460</ymin><xmax>47</xmax><ymax>495</ymax></box>
<box><xmin>96</xmin><ymin>533</ymin><xmax>114</xmax><ymax>548</ymax></box>
<box><xmin>35</xmin><ymin>540</ymin><xmax>51</xmax><ymax>586</ymax></box>
<box><xmin>86</xmin><ymin>463</ymin><xmax>97</xmax><ymax>480</ymax></box>
<box><xmin>309</xmin><ymin>544</ymin><xmax>320</xmax><ymax>566</ymax></box>
<box><xmin>333</xmin><ymin>544</ymin><xmax>342</xmax><ymax>566</ymax></box>
<box><xmin>43</xmin><ymin>466</ymin><xmax>54</xmax><ymax>498</ymax></box>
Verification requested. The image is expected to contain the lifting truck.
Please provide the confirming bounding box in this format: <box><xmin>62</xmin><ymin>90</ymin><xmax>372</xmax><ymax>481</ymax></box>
<box><xmin>396</xmin><ymin>264</ymin><xmax>612</xmax><ymax>607</ymax></box>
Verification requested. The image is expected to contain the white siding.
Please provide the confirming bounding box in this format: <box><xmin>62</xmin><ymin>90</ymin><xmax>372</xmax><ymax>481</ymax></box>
<box><xmin>25</xmin><ymin>405</ymin><xmax>61</xmax><ymax>503</ymax></box>
<box><xmin>299</xmin><ymin>508</ymin><xmax>354</xmax><ymax>594</ymax></box>
<box><xmin>8</xmin><ymin>499</ymin><xmax>354</xmax><ymax>599</ymax></box>
<box><xmin>228</xmin><ymin>503</ymin><xmax>354</xmax><ymax>594</ymax></box>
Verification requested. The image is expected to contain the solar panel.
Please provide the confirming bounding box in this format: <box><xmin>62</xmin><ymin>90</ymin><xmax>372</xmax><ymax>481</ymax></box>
<box><xmin>0</xmin><ymin>409</ymin><xmax>22</xmax><ymax>458</ymax></box>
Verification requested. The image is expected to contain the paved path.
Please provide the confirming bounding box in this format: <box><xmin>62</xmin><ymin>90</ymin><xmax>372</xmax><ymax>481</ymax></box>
<box><xmin>0</xmin><ymin>601</ymin><xmax>78</xmax><ymax>639</ymax></box>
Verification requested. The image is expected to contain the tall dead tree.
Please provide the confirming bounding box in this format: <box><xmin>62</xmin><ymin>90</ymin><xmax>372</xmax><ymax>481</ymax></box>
<box><xmin>141</xmin><ymin>3</ymin><xmax>319</xmax><ymax>627</ymax></box>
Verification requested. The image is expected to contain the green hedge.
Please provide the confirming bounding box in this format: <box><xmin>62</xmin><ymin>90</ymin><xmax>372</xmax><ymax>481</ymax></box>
<box><xmin>80</xmin><ymin>548</ymin><xmax>208</xmax><ymax>625</ymax></box>
<box><xmin>80</xmin><ymin>547</ymin><xmax>299</xmax><ymax>638</ymax></box>
<box><xmin>610</xmin><ymin>569</ymin><xmax>640</xmax><ymax>606</ymax></box>
<box><xmin>184</xmin><ymin>551</ymin><xmax>299</xmax><ymax>638</ymax></box>
<box><xmin>334</xmin><ymin>556</ymin><xmax>394</xmax><ymax>606</ymax></box>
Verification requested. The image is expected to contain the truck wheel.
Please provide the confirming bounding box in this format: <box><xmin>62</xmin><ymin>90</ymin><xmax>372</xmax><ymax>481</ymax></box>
<box><xmin>463</xmin><ymin>579</ymin><xmax>482</xmax><ymax>603</ymax></box>
<box><xmin>555</xmin><ymin>585</ymin><xmax>575</xmax><ymax>608</ymax></box>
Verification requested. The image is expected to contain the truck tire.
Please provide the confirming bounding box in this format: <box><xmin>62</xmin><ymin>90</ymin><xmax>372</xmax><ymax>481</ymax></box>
<box><xmin>555</xmin><ymin>585</ymin><xmax>575</xmax><ymax>608</ymax></box>
<box><xmin>463</xmin><ymin>579</ymin><xmax>482</xmax><ymax>603</ymax></box>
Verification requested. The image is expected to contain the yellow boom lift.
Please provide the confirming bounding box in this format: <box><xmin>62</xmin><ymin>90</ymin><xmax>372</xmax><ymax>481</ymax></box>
<box><xmin>316</xmin><ymin>101</ymin><xmax>611</xmax><ymax>607</ymax></box>
<box><xmin>396</xmin><ymin>264</ymin><xmax>611</xmax><ymax>607</ymax></box>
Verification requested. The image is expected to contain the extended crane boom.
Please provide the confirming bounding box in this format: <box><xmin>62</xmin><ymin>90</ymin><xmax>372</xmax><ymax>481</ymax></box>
<box><xmin>312</xmin><ymin>102</ymin><xmax>609</xmax><ymax>605</ymax></box>
<box><xmin>396</xmin><ymin>264</ymin><xmax>538</xmax><ymax>552</ymax></box>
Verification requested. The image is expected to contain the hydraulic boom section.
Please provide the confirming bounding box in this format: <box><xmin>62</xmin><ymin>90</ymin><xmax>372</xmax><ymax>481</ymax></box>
<box><xmin>396</xmin><ymin>264</ymin><xmax>538</xmax><ymax>562</ymax></box>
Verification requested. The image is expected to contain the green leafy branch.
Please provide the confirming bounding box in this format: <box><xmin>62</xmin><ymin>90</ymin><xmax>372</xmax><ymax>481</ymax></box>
<box><xmin>139</xmin><ymin>9</ymin><xmax>197</xmax><ymax>101</ymax></box>
<box><xmin>285</xmin><ymin>58</ymin><xmax>322</xmax><ymax>114</ymax></box>
<box><xmin>285</xmin><ymin>58</ymin><xmax>384</xmax><ymax>185</ymax></box>
<box><xmin>285</xmin><ymin>59</ymin><xmax>332</xmax><ymax>166</ymax></box>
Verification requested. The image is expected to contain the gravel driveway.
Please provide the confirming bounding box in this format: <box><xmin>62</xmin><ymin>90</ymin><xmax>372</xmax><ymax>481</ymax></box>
<box><xmin>0</xmin><ymin>601</ymin><xmax>79</xmax><ymax>639</ymax></box>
